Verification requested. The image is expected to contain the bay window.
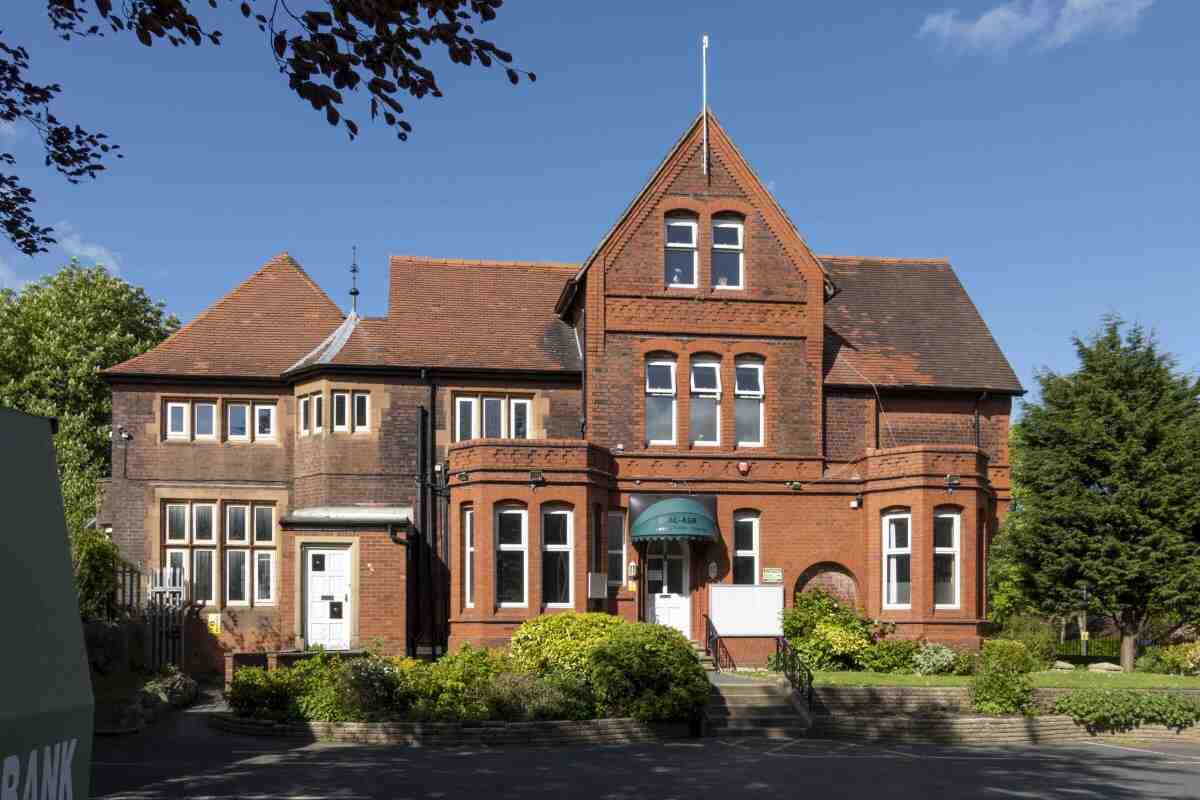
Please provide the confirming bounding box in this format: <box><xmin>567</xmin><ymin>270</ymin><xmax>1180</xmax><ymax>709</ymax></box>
<box><xmin>454</xmin><ymin>394</ymin><xmax>534</xmax><ymax>442</ymax></box>
<box><xmin>333</xmin><ymin>392</ymin><xmax>349</xmax><ymax>432</ymax></box>
<box><xmin>883</xmin><ymin>511</ymin><xmax>912</xmax><ymax>609</ymax></box>
<box><xmin>645</xmin><ymin>358</ymin><xmax>677</xmax><ymax>445</ymax></box>
<box><xmin>496</xmin><ymin>506</ymin><xmax>528</xmax><ymax>607</ymax></box>
<box><xmin>607</xmin><ymin>510</ymin><xmax>626</xmax><ymax>588</ymax></box>
<box><xmin>689</xmin><ymin>358</ymin><xmax>720</xmax><ymax>446</ymax></box>
<box><xmin>934</xmin><ymin>509</ymin><xmax>961</xmax><ymax>609</ymax></box>
<box><xmin>463</xmin><ymin>507</ymin><xmax>475</xmax><ymax>608</ymax></box>
<box><xmin>299</xmin><ymin>396</ymin><xmax>310</xmax><ymax>435</ymax></box>
<box><xmin>483</xmin><ymin>397</ymin><xmax>504</xmax><ymax>438</ymax></box>
<box><xmin>541</xmin><ymin>506</ymin><xmax>573</xmax><ymax>607</ymax></box>
<box><xmin>353</xmin><ymin>392</ymin><xmax>370</xmax><ymax>431</ymax></box>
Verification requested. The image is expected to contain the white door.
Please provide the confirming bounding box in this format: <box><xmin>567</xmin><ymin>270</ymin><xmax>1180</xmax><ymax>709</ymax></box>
<box><xmin>646</xmin><ymin>541</ymin><xmax>690</xmax><ymax>640</ymax></box>
<box><xmin>306</xmin><ymin>548</ymin><xmax>351</xmax><ymax>650</ymax></box>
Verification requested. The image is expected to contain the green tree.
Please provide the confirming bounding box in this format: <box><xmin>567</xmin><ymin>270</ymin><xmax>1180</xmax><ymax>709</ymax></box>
<box><xmin>1005</xmin><ymin>317</ymin><xmax>1200</xmax><ymax>671</ymax></box>
<box><xmin>0</xmin><ymin>263</ymin><xmax>178</xmax><ymax>536</ymax></box>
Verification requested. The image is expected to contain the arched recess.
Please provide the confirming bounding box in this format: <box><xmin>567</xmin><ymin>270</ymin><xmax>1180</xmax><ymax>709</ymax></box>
<box><xmin>795</xmin><ymin>561</ymin><xmax>860</xmax><ymax>607</ymax></box>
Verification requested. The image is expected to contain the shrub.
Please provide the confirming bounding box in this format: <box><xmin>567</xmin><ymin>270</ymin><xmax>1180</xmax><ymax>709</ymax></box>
<box><xmin>998</xmin><ymin>615</ymin><xmax>1057</xmax><ymax>668</ymax></box>
<box><xmin>72</xmin><ymin>529</ymin><xmax>122</xmax><ymax>621</ymax></box>
<box><xmin>970</xmin><ymin>639</ymin><xmax>1035</xmax><ymax>716</ymax></box>
<box><xmin>1141</xmin><ymin>643</ymin><xmax>1200</xmax><ymax>676</ymax></box>
<box><xmin>782</xmin><ymin>589</ymin><xmax>873</xmax><ymax>643</ymax></box>
<box><xmin>951</xmin><ymin>648</ymin><xmax>978</xmax><ymax>676</ymax></box>
<box><xmin>483</xmin><ymin>672</ymin><xmax>595</xmax><ymax>721</ymax></box>
<box><xmin>336</xmin><ymin>655</ymin><xmax>403</xmax><ymax>720</ymax></box>
<box><xmin>509</xmin><ymin>612</ymin><xmax>626</xmax><ymax>678</ymax></box>
<box><xmin>227</xmin><ymin>666</ymin><xmax>299</xmax><ymax>721</ymax></box>
<box><xmin>290</xmin><ymin>650</ymin><xmax>351</xmax><ymax>721</ymax></box>
<box><xmin>409</xmin><ymin>644</ymin><xmax>511</xmax><ymax>721</ymax></box>
<box><xmin>1054</xmin><ymin>689</ymin><xmax>1200</xmax><ymax>734</ymax></box>
<box><xmin>588</xmin><ymin>623</ymin><xmax>710</xmax><ymax>722</ymax></box>
<box><xmin>856</xmin><ymin>638</ymin><xmax>920</xmax><ymax>674</ymax></box>
<box><xmin>913</xmin><ymin>643</ymin><xmax>957</xmax><ymax>676</ymax></box>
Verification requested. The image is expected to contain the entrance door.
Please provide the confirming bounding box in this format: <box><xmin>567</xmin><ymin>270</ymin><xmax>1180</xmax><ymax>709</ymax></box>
<box><xmin>646</xmin><ymin>540</ymin><xmax>690</xmax><ymax>640</ymax></box>
<box><xmin>306</xmin><ymin>548</ymin><xmax>351</xmax><ymax>650</ymax></box>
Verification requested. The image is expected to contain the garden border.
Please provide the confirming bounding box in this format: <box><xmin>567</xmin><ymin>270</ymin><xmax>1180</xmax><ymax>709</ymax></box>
<box><xmin>809</xmin><ymin>714</ymin><xmax>1200</xmax><ymax>745</ymax></box>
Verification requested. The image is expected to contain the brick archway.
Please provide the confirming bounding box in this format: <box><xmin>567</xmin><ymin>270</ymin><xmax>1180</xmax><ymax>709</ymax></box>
<box><xmin>795</xmin><ymin>562</ymin><xmax>859</xmax><ymax>607</ymax></box>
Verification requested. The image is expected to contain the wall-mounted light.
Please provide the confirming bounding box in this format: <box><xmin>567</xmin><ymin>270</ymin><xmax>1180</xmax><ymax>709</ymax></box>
<box><xmin>785</xmin><ymin>480</ymin><xmax>803</xmax><ymax>491</ymax></box>
<box><xmin>529</xmin><ymin>469</ymin><xmax>546</xmax><ymax>488</ymax></box>
<box><xmin>945</xmin><ymin>474</ymin><xmax>961</xmax><ymax>494</ymax></box>
<box><xmin>456</xmin><ymin>471</ymin><xmax>469</xmax><ymax>483</ymax></box>
<box><xmin>850</xmin><ymin>494</ymin><xmax>863</xmax><ymax>509</ymax></box>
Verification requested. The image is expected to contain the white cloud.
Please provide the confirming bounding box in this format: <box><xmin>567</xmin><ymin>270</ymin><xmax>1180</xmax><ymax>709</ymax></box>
<box><xmin>918</xmin><ymin>0</ymin><xmax>1154</xmax><ymax>52</ymax></box>
<box><xmin>55</xmin><ymin>221</ymin><xmax>122</xmax><ymax>273</ymax></box>
<box><xmin>0</xmin><ymin>256</ymin><xmax>28</xmax><ymax>291</ymax></box>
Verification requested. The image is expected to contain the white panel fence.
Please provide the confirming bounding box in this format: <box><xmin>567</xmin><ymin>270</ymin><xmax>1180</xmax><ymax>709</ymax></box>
<box><xmin>708</xmin><ymin>584</ymin><xmax>783</xmax><ymax>636</ymax></box>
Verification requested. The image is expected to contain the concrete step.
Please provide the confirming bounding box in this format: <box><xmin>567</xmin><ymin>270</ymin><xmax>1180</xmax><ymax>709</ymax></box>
<box><xmin>706</xmin><ymin>705</ymin><xmax>799</xmax><ymax>719</ymax></box>
<box><xmin>708</xmin><ymin>722</ymin><xmax>808</xmax><ymax>739</ymax></box>
<box><xmin>710</xmin><ymin>685</ymin><xmax>790</xmax><ymax>699</ymax></box>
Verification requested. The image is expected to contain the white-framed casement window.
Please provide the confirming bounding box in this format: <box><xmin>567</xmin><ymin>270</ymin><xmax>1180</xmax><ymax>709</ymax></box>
<box><xmin>732</xmin><ymin>512</ymin><xmax>759</xmax><ymax>585</ymax></box>
<box><xmin>463</xmin><ymin>507</ymin><xmax>475</xmax><ymax>608</ymax></box>
<box><xmin>165</xmin><ymin>503</ymin><xmax>189</xmax><ymax>544</ymax></box>
<box><xmin>510</xmin><ymin>398</ymin><xmax>532</xmax><ymax>440</ymax></box>
<box><xmin>455</xmin><ymin>396</ymin><xmax>477</xmax><ymax>442</ymax></box>
<box><xmin>541</xmin><ymin>506</ymin><xmax>573</xmax><ymax>608</ymax></box>
<box><xmin>606</xmin><ymin>510</ymin><xmax>626</xmax><ymax>588</ymax></box>
<box><xmin>313</xmin><ymin>394</ymin><xmax>324</xmax><ymax>433</ymax></box>
<box><xmin>664</xmin><ymin>214</ymin><xmax>698</xmax><ymax>287</ymax></box>
<box><xmin>227</xmin><ymin>403</ymin><xmax>250</xmax><ymax>441</ymax></box>
<box><xmin>192</xmin><ymin>503</ymin><xmax>216</xmax><ymax>544</ymax></box>
<box><xmin>689</xmin><ymin>358</ymin><xmax>721</xmax><ymax>446</ymax></box>
<box><xmin>226</xmin><ymin>549</ymin><xmax>250</xmax><ymax>607</ymax></box>
<box><xmin>165</xmin><ymin>401</ymin><xmax>189</xmax><ymax>439</ymax></box>
<box><xmin>734</xmin><ymin>358</ymin><xmax>765</xmax><ymax>447</ymax></box>
<box><xmin>299</xmin><ymin>396</ymin><xmax>310</xmax><ymax>436</ymax></box>
<box><xmin>353</xmin><ymin>392</ymin><xmax>370</xmax><ymax>432</ymax></box>
<box><xmin>254</xmin><ymin>550</ymin><xmax>276</xmax><ymax>605</ymax></box>
<box><xmin>482</xmin><ymin>397</ymin><xmax>505</xmax><ymax>438</ymax></box>
<box><xmin>194</xmin><ymin>402</ymin><xmax>217</xmax><ymax>440</ymax></box>
<box><xmin>883</xmin><ymin>511</ymin><xmax>913</xmax><ymax>609</ymax></box>
<box><xmin>255</xmin><ymin>404</ymin><xmax>276</xmax><ymax>440</ymax></box>
<box><xmin>253</xmin><ymin>505</ymin><xmax>275</xmax><ymax>545</ymax></box>
<box><xmin>332</xmin><ymin>392</ymin><xmax>349</xmax><ymax>432</ymax></box>
<box><xmin>192</xmin><ymin>548</ymin><xmax>217</xmax><ymax>604</ymax></box>
<box><xmin>711</xmin><ymin>215</ymin><xmax>745</xmax><ymax>289</ymax></box>
<box><xmin>165</xmin><ymin>548</ymin><xmax>189</xmax><ymax>589</ymax></box>
<box><xmin>934</xmin><ymin>509</ymin><xmax>961</xmax><ymax>609</ymax></box>
<box><xmin>226</xmin><ymin>504</ymin><xmax>249</xmax><ymax>545</ymax></box>
<box><xmin>495</xmin><ymin>505</ymin><xmax>528</xmax><ymax>607</ymax></box>
<box><xmin>645</xmin><ymin>358</ymin><xmax>677</xmax><ymax>445</ymax></box>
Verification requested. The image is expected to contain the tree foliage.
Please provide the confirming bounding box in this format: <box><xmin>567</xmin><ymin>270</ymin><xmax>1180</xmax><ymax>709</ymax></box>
<box><xmin>0</xmin><ymin>263</ymin><xmax>179</xmax><ymax>535</ymax></box>
<box><xmin>1004</xmin><ymin>317</ymin><xmax>1200</xmax><ymax>670</ymax></box>
<box><xmin>2</xmin><ymin>1</ymin><xmax>533</xmax><ymax>253</ymax></box>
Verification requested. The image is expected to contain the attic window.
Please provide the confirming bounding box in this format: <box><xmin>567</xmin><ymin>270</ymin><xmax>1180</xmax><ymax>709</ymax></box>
<box><xmin>166</xmin><ymin>402</ymin><xmax>189</xmax><ymax>439</ymax></box>
<box><xmin>665</xmin><ymin>215</ymin><xmax>697</xmax><ymax>288</ymax></box>
<box><xmin>712</xmin><ymin>215</ymin><xmax>744</xmax><ymax>289</ymax></box>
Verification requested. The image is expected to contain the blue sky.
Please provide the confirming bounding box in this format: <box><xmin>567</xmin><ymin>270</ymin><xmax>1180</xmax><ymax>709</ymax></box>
<box><xmin>2</xmin><ymin>0</ymin><xmax>1197</xmax><ymax>401</ymax></box>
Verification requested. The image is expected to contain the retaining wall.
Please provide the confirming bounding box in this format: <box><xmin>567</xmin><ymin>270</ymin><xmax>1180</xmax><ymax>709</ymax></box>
<box><xmin>812</xmin><ymin>685</ymin><xmax>1200</xmax><ymax>716</ymax></box>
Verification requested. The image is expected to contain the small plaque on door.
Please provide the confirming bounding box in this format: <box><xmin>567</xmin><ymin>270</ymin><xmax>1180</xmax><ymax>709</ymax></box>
<box><xmin>320</xmin><ymin>594</ymin><xmax>334</xmax><ymax>601</ymax></box>
<box><xmin>329</xmin><ymin>601</ymin><xmax>343</xmax><ymax>619</ymax></box>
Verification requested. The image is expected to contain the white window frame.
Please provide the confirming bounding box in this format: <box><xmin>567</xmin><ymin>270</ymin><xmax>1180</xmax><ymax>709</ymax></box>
<box><xmin>165</xmin><ymin>503</ymin><xmax>189</xmax><ymax>544</ymax></box>
<box><xmin>225</xmin><ymin>504</ymin><xmax>250</xmax><ymax>545</ymax></box>
<box><xmin>882</xmin><ymin>512</ymin><xmax>913</xmax><ymax>610</ymax></box>
<box><xmin>509</xmin><ymin>398</ymin><xmax>532</xmax><ymax>440</ymax></box>
<box><xmin>352</xmin><ymin>392</ymin><xmax>370</xmax><ymax>432</ymax></box>
<box><xmin>165</xmin><ymin>547</ymin><xmax>189</xmax><ymax>590</ymax></box>
<box><xmin>734</xmin><ymin>359</ymin><xmax>765</xmax><ymax>448</ymax></box>
<box><xmin>225</xmin><ymin>549</ymin><xmax>251</xmax><ymax>607</ymax></box>
<box><xmin>732</xmin><ymin>512</ymin><xmax>759</xmax><ymax>585</ymax></box>
<box><xmin>455</xmin><ymin>396</ymin><xmax>478</xmax><ymax>442</ymax></box>
<box><xmin>191</xmin><ymin>502</ymin><xmax>217</xmax><ymax>544</ymax></box>
<box><xmin>665</xmin><ymin>216</ymin><xmax>698</xmax><ymax>288</ymax></box>
<box><xmin>496</xmin><ymin>506</ymin><xmax>528</xmax><ymax>608</ymax></box>
<box><xmin>254</xmin><ymin>404</ymin><xmax>276</xmax><ymax>440</ymax></box>
<box><xmin>606</xmin><ymin>510</ymin><xmax>626</xmax><ymax>588</ymax></box>
<box><xmin>711</xmin><ymin>216</ymin><xmax>744</xmax><ymax>290</ymax></box>
<box><xmin>299</xmin><ymin>396</ymin><xmax>310</xmax><ymax>436</ymax></box>
<box><xmin>254</xmin><ymin>550</ymin><xmax>276</xmax><ymax>605</ymax></box>
<box><xmin>481</xmin><ymin>396</ymin><xmax>506</xmax><ymax>439</ymax></box>
<box><xmin>227</xmin><ymin>403</ymin><xmax>250</xmax><ymax>442</ymax></box>
<box><xmin>313</xmin><ymin>394</ymin><xmax>324</xmax><ymax>433</ymax></box>
<box><xmin>193</xmin><ymin>401</ymin><xmax>217</xmax><ymax>440</ymax></box>
<box><xmin>253</xmin><ymin>505</ymin><xmax>275</xmax><ymax>545</ymax></box>
<box><xmin>541</xmin><ymin>506</ymin><xmax>574</xmax><ymax>608</ymax></box>
<box><xmin>165</xmin><ymin>401</ymin><xmax>189</xmax><ymax>440</ymax></box>
<box><xmin>689</xmin><ymin>358</ymin><xmax>722</xmax><ymax>447</ymax></box>
<box><xmin>332</xmin><ymin>391</ymin><xmax>349</xmax><ymax>432</ymax></box>
<box><xmin>192</xmin><ymin>548</ymin><xmax>218</xmax><ymax>605</ymax></box>
<box><xmin>645</xmin><ymin>359</ymin><xmax>677</xmax><ymax>446</ymax></box>
<box><xmin>463</xmin><ymin>507</ymin><xmax>475</xmax><ymax>608</ymax></box>
<box><xmin>934</xmin><ymin>510</ymin><xmax>961</xmax><ymax>610</ymax></box>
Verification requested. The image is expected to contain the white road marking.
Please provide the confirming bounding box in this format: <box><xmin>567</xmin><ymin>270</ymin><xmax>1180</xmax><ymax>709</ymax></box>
<box><xmin>1086</xmin><ymin>740</ymin><xmax>1200</xmax><ymax>761</ymax></box>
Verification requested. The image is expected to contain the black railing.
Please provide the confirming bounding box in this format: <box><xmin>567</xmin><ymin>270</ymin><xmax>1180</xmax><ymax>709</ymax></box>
<box><xmin>703</xmin><ymin>614</ymin><xmax>737</xmax><ymax>672</ymax></box>
<box><xmin>774</xmin><ymin>636</ymin><xmax>814</xmax><ymax>708</ymax></box>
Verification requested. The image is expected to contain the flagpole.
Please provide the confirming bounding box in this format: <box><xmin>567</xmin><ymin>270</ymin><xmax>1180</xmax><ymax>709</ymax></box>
<box><xmin>702</xmin><ymin>34</ymin><xmax>709</xmax><ymax>176</ymax></box>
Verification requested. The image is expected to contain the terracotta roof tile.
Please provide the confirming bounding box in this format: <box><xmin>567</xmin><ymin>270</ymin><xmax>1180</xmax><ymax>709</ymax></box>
<box><xmin>820</xmin><ymin>255</ymin><xmax>1022</xmax><ymax>394</ymax></box>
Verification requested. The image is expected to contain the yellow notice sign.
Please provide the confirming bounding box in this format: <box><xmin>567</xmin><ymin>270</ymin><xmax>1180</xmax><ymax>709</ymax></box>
<box><xmin>207</xmin><ymin>613</ymin><xmax>221</xmax><ymax>636</ymax></box>
<box><xmin>1080</xmin><ymin>631</ymin><xmax>1090</xmax><ymax>641</ymax></box>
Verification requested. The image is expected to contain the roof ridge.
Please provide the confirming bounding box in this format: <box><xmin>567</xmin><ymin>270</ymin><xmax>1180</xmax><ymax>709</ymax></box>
<box><xmin>389</xmin><ymin>254</ymin><xmax>579</xmax><ymax>271</ymax></box>
<box><xmin>818</xmin><ymin>254</ymin><xmax>951</xmax><ymax>266</ymax></box>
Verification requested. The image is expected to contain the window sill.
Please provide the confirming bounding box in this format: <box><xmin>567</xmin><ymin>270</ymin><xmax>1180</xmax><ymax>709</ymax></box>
<box><xmin>545</xmin><ymin>603</ymin><xmax>573</xmax><ymax>610</ymax></box>
<box><xmin>226</xmin><ymin>601</ymin><xmax>250</xmax><ymax>608</ymax></box>
<box><xmin>736</xmin><ymin>442</ymin><xmax>764</xmax><ymax>449</ymax></box>
<box><xmin>934</xmin><ymin>605</ymin><xmax>961</xmax><ymax>611</ymax></box>
<box><xmin>882</xmin><ymin>605</ymin><xmax>912</xmax><ymax>612</ymax></box>
<box><xmin>713</xmin><ymin>285</ymin><xmax>744</xmax><ymax>291</ymax></box>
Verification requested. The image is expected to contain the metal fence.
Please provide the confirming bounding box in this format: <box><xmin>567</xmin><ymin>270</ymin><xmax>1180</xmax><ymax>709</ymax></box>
<box><xmin>110</xmin><ymin>564</ymin><xmax>189</xmax><ymax>672</ymax></box>
<box><xmin>1057</xmin><ymin>638</ymin><xmax>1122</xmax><ymax>658</ymax></box>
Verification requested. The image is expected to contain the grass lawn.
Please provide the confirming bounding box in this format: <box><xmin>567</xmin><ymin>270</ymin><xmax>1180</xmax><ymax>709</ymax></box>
<box><xmin>810</xmin><ymin>670</ymin><xmax>1200</xmax><ymax>689</ymax></box>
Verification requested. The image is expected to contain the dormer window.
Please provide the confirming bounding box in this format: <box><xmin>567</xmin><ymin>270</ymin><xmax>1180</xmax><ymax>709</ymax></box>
<box><xmin>665</xmin><ymin>214</ymin><xmax>698</xmax><ymax>288</ymax></box>
<box><xmin>712</xmin><ymin>215</ymin><xmax>744</xmax><ymax>289</ymax></box>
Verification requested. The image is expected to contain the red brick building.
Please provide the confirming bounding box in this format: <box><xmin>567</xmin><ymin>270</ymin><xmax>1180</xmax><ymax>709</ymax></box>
<box><xmin>101</xmin><ymin>114</ymin><xmax>1021</xmax><ymax>670</ymax></box>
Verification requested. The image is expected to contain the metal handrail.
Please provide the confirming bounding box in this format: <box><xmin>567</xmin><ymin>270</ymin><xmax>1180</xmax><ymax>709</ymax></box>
<box><xmin>775</xmin><ymin>636</ymin><xmax>814</xmax><ymax>709</ymax></box>
<box><xmin>703</xmin><ymin>614</ymin><xmax>737</xmax><ymax>672</ymax></box>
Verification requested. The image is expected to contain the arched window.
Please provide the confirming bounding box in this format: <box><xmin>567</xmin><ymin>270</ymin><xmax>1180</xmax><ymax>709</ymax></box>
<box><xmin>732</xmin><ymin>511</ymin><xmax>760</xmax><ymax>585</ymax></box>
<box><xmin>665</xmin><ymin>213</ymin><xmax>698</xmax><ymax>287</ymax></box>
<box><xmin>711</xmin><ymin>214</ymin><xmax>744</xmax><ymax>289</ymax></box>
<box><xmin>882</xmin><ymin>509</ymin><xmax>912</xmax><ymax>609</ymax></box>
<box><xmin>645</xmin><ymin>356</ymin><xmax>677</xmax><ymax>445</ymax></box>
<box><xmin>734</xmin><ymin>356</ymin><xmax>764</xmax><ymax>447</ymax></box>
<box><xmin>542</xmin><ymin>505</ymin><xmax>574</xmax><ymax>608</ymax></box>
<box><xmin>934</xmin><ymin>507</ymin><xmax>961</xmax><ymax>609</ymax></box>
<box><xmin>495</xmin><ymin>504</ymin><xmax>528</xmax><ymax>608</ymax></box>
<box><xmin>462</xmin><ymin>505</ymin><xmax>475</xmax><ymax>609</ymax></box>
<box><xmin>689</xmin><ymin>355</ymin><xmax>721</xmax><ymax>446</ymax></box>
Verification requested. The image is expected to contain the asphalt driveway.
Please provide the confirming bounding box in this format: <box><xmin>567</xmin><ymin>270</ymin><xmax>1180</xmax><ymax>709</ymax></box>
<box><xmin>91</xmin><ymin>703</ymin><xmax>1200</xmax><ymax>799</ymax></box>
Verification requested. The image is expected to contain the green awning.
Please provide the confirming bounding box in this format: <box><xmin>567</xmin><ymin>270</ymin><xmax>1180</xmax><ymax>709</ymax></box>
<box><xmin>630</xmin><ymin>497</ymin><xmax>718</xmax><ymax>542</ymax></box>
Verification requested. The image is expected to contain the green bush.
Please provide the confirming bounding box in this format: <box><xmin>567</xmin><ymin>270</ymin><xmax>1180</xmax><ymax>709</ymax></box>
<box><xmin>483</xmin><ymin>672</ymin><xmax>595</xmax><ymax>721</ymax></box>
<box><xmin>408</xmin><ymin>644</ymin><xmax>510</xmax><ymax>721</ymax></box>
<box><xmin>970</xmin><ymin>639</ymin><xmax>1035</xmax><ymax>716</ymax></box>
<box><xmin>1139</xmin><ymin>643</ymin><xmax>1200</xmax><ymax>676</ymax></box>
<box><xmin>856</xmin><ymin>638</ymin><xmax>920</xmax><ymax>674</ymax></box>
<box><xmin>509</xmin><ymin>612</ymin><xmax>626</xmax><ymax>678</ymax></box>
<box><xmin>951</xmin><ymin>648</ymin><xmax>978</xmax><ymax>676</ymax></box>
<box><xmin>1054</xmin><ymin>689</ymin><xmax>1200</xmax><ymax>734</ymax></box>
<box><xmin>72</xmin><ymin>529</ymin><xmax>122</xmax><ymax>621</ymax></box>
<box><xmin>782</xmin><ymin>589</ymin><xmax>874</xmax><ymax>642</ymax></box>
<box><xmin>998</xmin><ymin>615</ymin><xmax>1057</xmax><ymax>667</ymax></box>
<box><xmin>588</xmin><ymin>623</ymin><xmax>710</xmax><ymax>722</ymax></box>
<box><xmin>290</xmin><ymin>650</ymin><xmax>351</xmax><ymax>721</ymax></box>
<box><xmin>336</xmin><ymin>656</ymin><xmax>404</xmax><ymax>720</ymax></box>
<box><xmin>226</xmin><ymin>666</ymin><xmax>300</xmax><ymax>721</ymax></box>
<box><xmin>912</xmin><ymin>643</ymin><xmax>957</xmax><ymax>676</ymax></box>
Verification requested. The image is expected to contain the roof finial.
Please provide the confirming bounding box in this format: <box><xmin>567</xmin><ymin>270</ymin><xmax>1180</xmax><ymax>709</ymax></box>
<box><xmin>702</xmin><ymin>33</ymin><xmax>709</xmax><ymax>177</ymax></box>
<box><xmin>349</xmin><ymin>245</ymin><xmax>360</xmax><ymax>315</ymax></box>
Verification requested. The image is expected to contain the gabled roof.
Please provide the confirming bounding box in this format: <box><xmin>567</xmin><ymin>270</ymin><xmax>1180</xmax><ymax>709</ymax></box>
<box><xmin>820</xmin><ymin>256</ymin><xmax>1022</xmax><ymax>394</ymax></box>
<box><xmin>106</xmin><ymin>253</ymin><xmax>347</xmax><ymax>379</ymax></box>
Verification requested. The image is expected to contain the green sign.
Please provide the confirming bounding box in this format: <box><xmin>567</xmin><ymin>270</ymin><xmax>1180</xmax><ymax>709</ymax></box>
<box><xmin>762</xmin><ymin>567</ymin><xmax>784</xmax><ymax>584</ymax></box>
<box><xmin>629</xmin><ymin>495</ymin><xmax>719</xmax><ymax>542</ymax></box>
